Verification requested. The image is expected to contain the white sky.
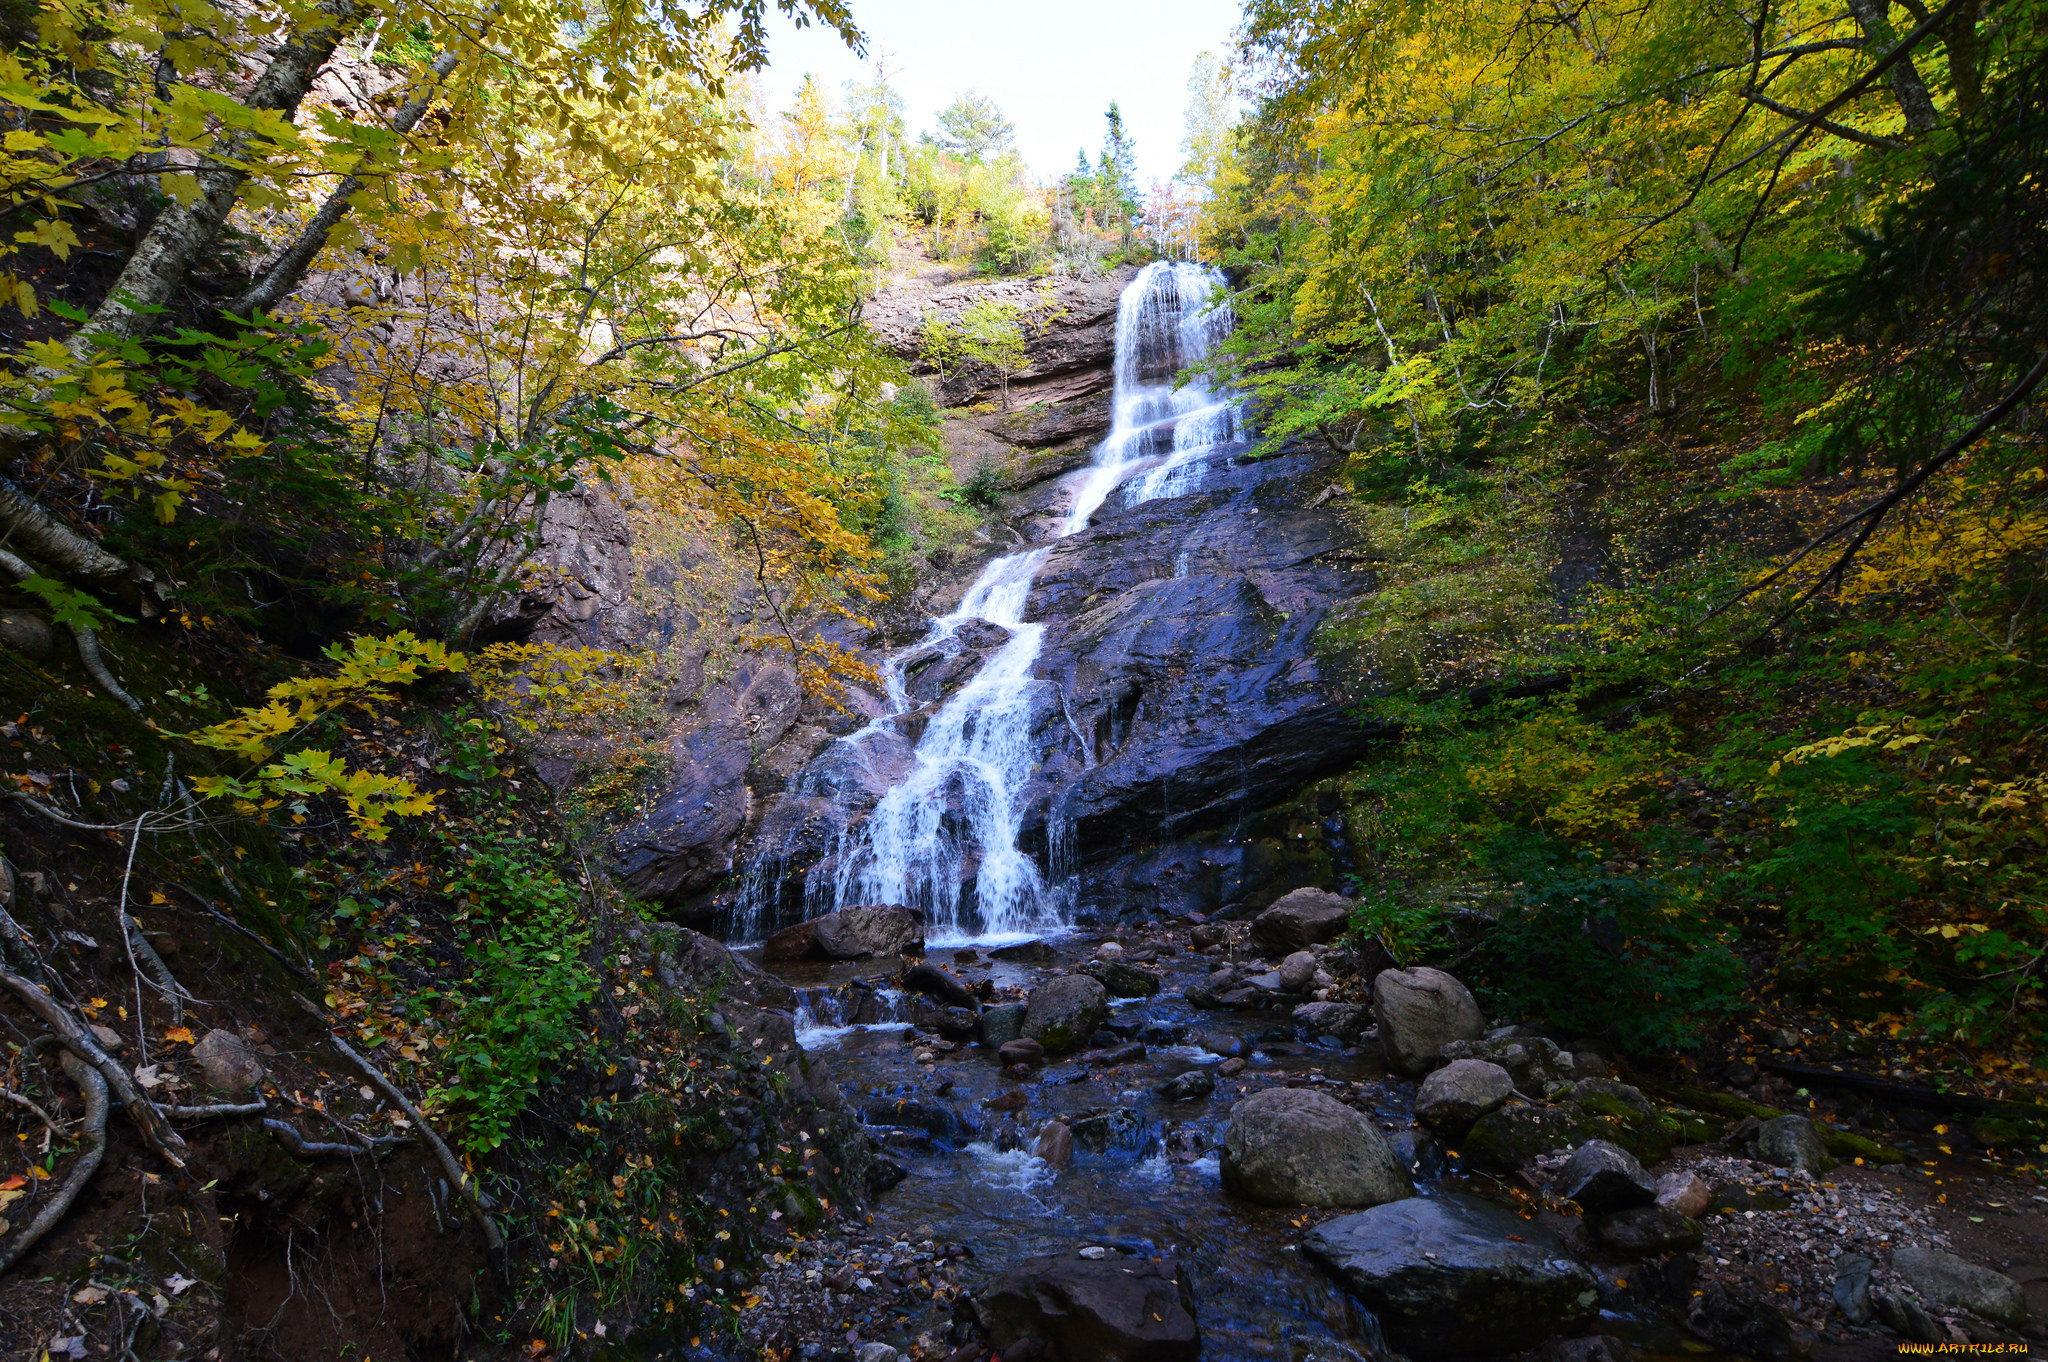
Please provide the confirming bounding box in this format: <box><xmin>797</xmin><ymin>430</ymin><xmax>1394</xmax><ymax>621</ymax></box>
<box><xmin>756</xmin><ymin>0</ymin><xmax>1246</xmax><ymax>187</ymax></box>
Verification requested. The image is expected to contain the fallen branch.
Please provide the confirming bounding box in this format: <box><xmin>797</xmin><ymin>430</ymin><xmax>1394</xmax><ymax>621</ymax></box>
<box><xmin>1</xmin><ymin>1084</ymin><xmax>65</xmax><ymax>1135</ymax></box>
<box><xmin>0</xmin><ymin>970</ymin><xmax>186</xmax><ymax>1167</ymax></box>
<box><xmin>263</xmin><ymin>1118</ymin><xmax>399</xmax><ymax>1159</ymax></box>
<box><xmin>328</xmin><ymin>1032</ymin><xmax>502</xmax><ymax>1254</ymax></box>
<box><xmin>158</xmin><ymin>1099</ymin><xmax>268</xmax><ymax>1120</ymax></box>
<box><xmin>0</xmin><ymin>1051</ymin><xmax>108</xmax><ymax>1275</ymax></box>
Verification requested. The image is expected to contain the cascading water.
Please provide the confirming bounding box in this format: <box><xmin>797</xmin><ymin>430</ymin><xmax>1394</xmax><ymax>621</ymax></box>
<box><xmin>746</xmin><ymin>261</ymin><xmax>1240</xmax><ymax>944</ymax></box>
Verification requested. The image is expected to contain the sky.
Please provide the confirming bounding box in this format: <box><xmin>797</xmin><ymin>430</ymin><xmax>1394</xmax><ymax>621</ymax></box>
<box><xmin>756</xmin><ymin>0</ymin><xmax>1246</xmax><ymax>187</ymax></box>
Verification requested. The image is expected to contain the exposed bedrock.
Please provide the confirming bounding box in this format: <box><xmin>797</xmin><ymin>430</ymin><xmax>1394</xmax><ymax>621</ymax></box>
<box><xmin>721</xmin><ymin>439</ymin><xmax>1387</xmax><ymax>936</ymax></box>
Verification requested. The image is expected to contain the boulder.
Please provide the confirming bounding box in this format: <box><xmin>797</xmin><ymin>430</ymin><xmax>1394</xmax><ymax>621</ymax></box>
<box><xmin>998</xmin><ymin>1038</ymin><xmax>1046</xmax><ymax>1069</ymax></box>
<box><xmin>1438</xmin><ymin>1035</ymin><xmax>1572</xmax><ymax>1094</ymax></box>
<box><xmin>1596</xmin><ymin>1205</ymin><xmax>1702</xmax><ymax>1255</ymax></box>
<box><xmin>1220</xmin><ymin>1088</ymin><xmax>1412</xmax><ymax>1209</ymax></box>
<box><xmin>1034</xmin><ymin>1121</ymin><xmax>1075</xmax><ymax>1170</ymax></box>
<box><xmin>1277</xmin><ymin>950</ymin><xmax>1320</xmax><ymax>993</ymax></box>
<box><xmin>1154</xmin><ymin>1070</ymin><xmax>1215</xmax><ymax>1102</ymax></box>
<box><xmin>1079</xmin><ymin>959</ymin><xmax>1164</xmax><ymax>997</ymax></box>
<box><xmin>0</xmin><ymin>609</ymin><xmax>53</xmax><ymax>660</ymax></box>
<box><xmin>1655</xmin><ymin>1170</ymin><xmax>1713</xmax><ymax>1219</ymax></box>
<box><xmin>1755</xmin><ymin>1114</ymin><xmax>1831</xmax><ymax>1174</ymax></box>
<box><xmin>979</xmin><ymin>1002</ymin><xmax>1028</xmax><ymax>1047</ymax></box>
<box><xmin>1683</xmin><ymin>1282</ymin><xmax>1805</xmax><ymax>1361</ymax></box>
<box><xmin>1372</xmin><ymin>967</ymin><xmax>1484</xmax><ymax>1075</ymax></box>
<box><xmin>902</xmin><ymin>962</ymin><xmax>975</xmax><ymax>1008</ymax></box>
<box><xmin>856</xmin><ymin>1345</ymin><xmax>899</xmax><ymax>1362</ymax></box>
<box><xmin>931</xmin><ymin>1006</ymin><xmax>980</xmax><ymax>1040</ymax></box>
<box><xmin>1023</xmin><ymin>975</ymin><xmax>1110</xmax><ymax>1055</ymax></box>
<box><xmin>1872</xmin><ymin>1287</ymin><xmax>1944</xmax><ymax>1344</ymax></box>
<box><xmin>1463</xmin><ymin>1103</ymin><xmax>1601</xmax><ymax>1172</ymax></box>
<box><xmin>1415</xmin><ymin>1060</ymin><xmax>1516</xmax><ymax>1135</ymax></box>
<box><xmin>1189</xmin><ymin>924</ymin><xmax>1226</xmax><ymax>950</ymax></box>
<box><xmin>1567</xmin><ymin>1077</ymin><xmax>1654</xmax><ymax>1115</ymax></box>
<box><xmin>1832</xmin><ymin>1254</ymin><xmax>1875</xmax><ymax>1326</ymax></box>
<box><xmin>191</xmin><ymin>1029</ymin><xmax>265</xmax><ymax>1094</ymax></box>
<box><xmin>1292</xmin><ymin>1001</ymin><xmax>1372</xmax><ymax>1042</ymax></box>
<box><xmin>1890</xmin><ymin>1246</ymin><xmax>2027</xmax><ymax>1328</ymax></box>
<box><xmin>1558</xmin><ymin>1141</ymin><xmax>1657</xmax><ymax>1216</ymax></box>
<box><xmin>1302</xmin><ymin>1193</ymin><xmax>1600</xmax><ymax>1357</ymax></box>
<box><xmin>975</xmin><ymin>1255</ymin><xmax>1199</xmax><ymax>1362</ymax></box>
<box><xmin>1250</xmin><ymin>888</ymin><xmax>1353</xmax><ymax>954</ymax></box>
<box><xmin>759</xmin><ymin>918</ymin><xmax>820</xmax><ymax>962</ymax></box>
<box><xmin>814</xmin><ymin>905</ymin><xmax>922</xmax><ymax>959</ymax></box>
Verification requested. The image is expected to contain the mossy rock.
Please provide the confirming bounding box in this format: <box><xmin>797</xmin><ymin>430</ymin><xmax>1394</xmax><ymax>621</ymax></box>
<box><xmin>1461</xmin><ymin>1102</ymin><xmax>1601</xmax><ymax>1171</ymax></box>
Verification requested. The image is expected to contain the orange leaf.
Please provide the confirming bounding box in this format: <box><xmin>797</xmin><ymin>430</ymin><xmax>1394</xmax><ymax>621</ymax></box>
<box><xmin>0</xmin><ymin>1175</ymin><xmax>25</xmax><ymax>1191</ymax></box>
<box><xmin>163</xmin><ymin>1026</ymin><xmax>197</xmax><ymax>1045</ymax></box>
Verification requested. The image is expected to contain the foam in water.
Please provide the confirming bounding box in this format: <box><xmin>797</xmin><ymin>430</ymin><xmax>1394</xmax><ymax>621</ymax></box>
<box><xmin>962</xmin><ymin>1142</ymin><xmax>1055</xmax><ymax>1194</ymax></box>
<box><xmin>742</xmin><ymin>262</ymin><xmax>1240</xmax><ymax>943</ymax></box>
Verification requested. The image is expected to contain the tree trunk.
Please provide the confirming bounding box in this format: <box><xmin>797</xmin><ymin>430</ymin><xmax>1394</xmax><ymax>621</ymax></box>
<box><xmin>70</xmin><ymin>0</ymin><xmax>369</xmax><ymax>354</ymax></box>
<box><xmin>1845</xmin><ymin>0</ymin><xmax>1941</xmax><ymax>133</ymax></box>
<box><xmin>229</xmin><ymin>46</ymin><xmax>462</xmax><ymax>318</ymax></box>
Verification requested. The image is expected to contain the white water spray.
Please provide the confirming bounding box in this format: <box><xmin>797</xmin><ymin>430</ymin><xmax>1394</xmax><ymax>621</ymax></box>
<box><xmin>748</xmin><ymin>262</ymin><xmax>1240</xmax><ymax>943</ymax></box>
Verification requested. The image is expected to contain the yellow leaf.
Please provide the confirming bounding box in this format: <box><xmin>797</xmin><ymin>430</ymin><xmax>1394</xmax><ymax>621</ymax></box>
<box><xmin>163</xmin><ymin>1026</ymin><xmax>197</xmax><ymax>1044</ymax></box>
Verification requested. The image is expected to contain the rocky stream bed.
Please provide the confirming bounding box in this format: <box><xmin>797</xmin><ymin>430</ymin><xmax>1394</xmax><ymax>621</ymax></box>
<box><xmin>719</xmin><ymin>897</ymin><xmax>2048</xmax><ymax>1362</ymax></box>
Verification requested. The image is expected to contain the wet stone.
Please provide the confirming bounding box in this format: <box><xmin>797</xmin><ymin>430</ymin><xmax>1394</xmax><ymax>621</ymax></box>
<box><xmin>979</xmin><ymin>1002</ymin><xmax>1028</xmax><ymax>1047</ymax></box>
<box><xmin>1596</xmin><ymin>1205</ymin><xmax>1702</xmax><ymax>1256</ymax></box>
<box><xmin>1303</xmin><ymin>1193</ymin><xmax>1599</xmax><ymax>1358</ymax></box>
<box><xmin>1558</xmin><ymin>1140</ymin><xmax>1657</xmax><ymax>1216</ymax></box>
<box><xmin>1154</xmin><ymin>1070</ymin><xmax>1215</xmax><ymax>1102</ymax></box>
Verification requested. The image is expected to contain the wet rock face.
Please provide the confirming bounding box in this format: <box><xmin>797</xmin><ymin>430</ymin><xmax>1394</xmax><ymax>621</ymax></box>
<box><xmin>974</xmin><ymin>1253</ymin><xmax>1200</xmax><ymax>1362</ymax></box>
<box><xmin>1302</xmin><ymin>1193</ymin><xmax>1599</xmax><ymax>1358</ymax></box>
<box><xmin>735</xmin><ymin>443</ymin><xmax>1387</xmax><ymax>934</ymax></box>
<box><xmin>1030</xmin><ymin>453</ymin><xmax>1389</xmax><ymax>852</ymax></box>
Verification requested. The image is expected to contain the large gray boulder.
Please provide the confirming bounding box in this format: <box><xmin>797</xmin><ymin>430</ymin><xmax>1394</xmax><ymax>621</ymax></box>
<box><xmin>1303</xmin><ymin>1193</ymin><xmax>1600</xmax><ymax>1357</ymax></box>
<box><xmin>1250</xmin><ymin>888</ymin><xmax>1354</xmax><ymax>954</ymax></box>
<box><xmin>1755</xmin><ymin>1114</ymin><xmax>1832</xmax><ymax>1173</ymax></box>
<box><xmin>1292</xmin><ymin>1001</ymin><xmax>1372</xmax><ymax>1042</ymax></box>
<box><xmin>1372</xmin><ymin>967</ymin><xmax>1485</xmax><ymax>1075</ymax></box>
<box><xmin>975</xmin><ymin>1254</ymin><xmax>1199</xmax><ymax>1361</ymax></box>
<box><xmin>1438</xmin><ymin>1034</ymin><xmax>1572</xmax><ymax>1095</ymax></box>
<box><xmin>1415</xmin><ymin>1060</ymin><xmax>1515</xmax><ymax>1134</ymax></box>
<box><xmin>1023</xmin><ymin>975</ymin><xmax>1110</xmax><ymax>1055</ymax></box>
<box><xmin>813</xmin><ymin>904</ymin><xmax>922</xmax><ymax>960</ymax></box>
<box><xmin>1220</xmin><ymin>1088</ymin><xmax>1412</xmax><ymax>1208</ymax></box>
<box><xmin>1891</xmin><ymin>1246</ymin><xmax>2027</xmax><ymax>1328</ymax></box>
<box><xmin>1558</xmin><ymin>1140</ymin><xmax>1657</xmax><ymax>1216</ymax></box>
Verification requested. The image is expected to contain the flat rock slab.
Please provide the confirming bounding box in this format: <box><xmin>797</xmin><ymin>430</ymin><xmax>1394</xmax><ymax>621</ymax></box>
<box><xmin>1303</xmin><ymin>1193</ymin><xmax>1599</xmax><ymax>1358</ymax></box>
<box><xmin>975</xmin><ymin>1254</ymin><xmax>1199</xmax><ymax>1362</ymax></box>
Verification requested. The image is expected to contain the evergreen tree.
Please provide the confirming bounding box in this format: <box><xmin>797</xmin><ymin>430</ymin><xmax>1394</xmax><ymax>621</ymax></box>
<box><xmin>1099</xmin><ymin>101</ymin><xmax>1140</xmax><ymax>226</ymax></box>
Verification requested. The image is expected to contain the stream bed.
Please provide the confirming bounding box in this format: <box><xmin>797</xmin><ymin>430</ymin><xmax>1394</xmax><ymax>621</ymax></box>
<box><xmin>744</xmin><ymin>928</ymin><xmax>1743</xmax><ymax>1361</ymax></box>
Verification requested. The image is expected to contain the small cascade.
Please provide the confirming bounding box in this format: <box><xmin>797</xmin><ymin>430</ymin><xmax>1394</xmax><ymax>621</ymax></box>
<box><xmin>743</xmin><ymin>261</ymin><xmax>1241</xmax><ymax>944</ymax></box>
<box><xmin>791</xmin><ymin>983</ymin><xmax>914</xmax><ymax>1049</ymax></box>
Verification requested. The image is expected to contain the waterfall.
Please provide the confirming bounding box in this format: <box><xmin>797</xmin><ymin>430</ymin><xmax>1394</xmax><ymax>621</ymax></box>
<box><xmin>745</xmin><ymin>261</ymin><xmax>1240</xmax><ymax>944</ymax></box>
